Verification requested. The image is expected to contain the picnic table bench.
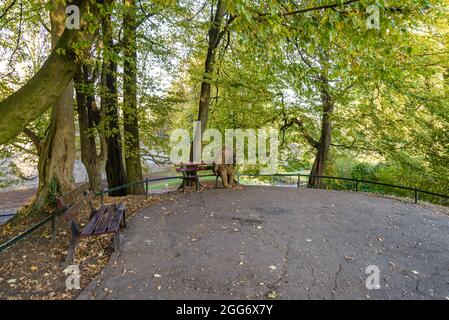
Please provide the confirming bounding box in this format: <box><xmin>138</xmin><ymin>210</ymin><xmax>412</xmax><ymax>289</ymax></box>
<box><xmin>56</xmin><ymin>183</ymin><xmax>126</xmax><ymax>263</ymax></box>
<box><xmin>175</xmin><ymin>162</ymin><xmax>219</xmax><ymax>192</ymax></box>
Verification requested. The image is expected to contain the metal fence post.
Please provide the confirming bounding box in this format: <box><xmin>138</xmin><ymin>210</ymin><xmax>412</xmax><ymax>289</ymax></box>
<box><xmin>297</xmin><ymin>174</ymin><xmax>301</xmax><ymax>188</ymax></box>
<box><xmin>51</xmin><ymin>217</ymin><xmax>56</xmax><ymax>241</ymax></box>
<box><xmin>145</xmin><ymin>178</ymin><xmax>149</xmax><ymax>199</ymax></box>
<box><xmin>415</xmin><ymin>187</ymin><xmax>419</xmax><ymax>204</ymax></box>
<box><xmin>356</xmin><ymin>179</ymin><xmax>359</xmax><ymax>192</ymax></box>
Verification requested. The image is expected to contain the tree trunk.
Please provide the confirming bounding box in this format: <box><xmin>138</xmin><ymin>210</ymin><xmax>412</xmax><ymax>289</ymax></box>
<box><xmin>102</xmin><ymin>2</ymin><xmax>127</xmax><ymax>196</ymax></box>
<box><xmin>103</xmin><ymin>62</ymin><xmax>127</xmax><ymax>196</ymax></box>
<box><xmin>33</xmin><ymin>1</ymin><xmax>76</xmax><ymax>210</ymax></box>
<box><xmin>0</xmin><ymin>0</ymin><xmax>94</xmax><ymax>144</ymax></box>
<box><xmin>123</xmin><ymin>0</ymin><xmax>144</xmax><ymax>194</ymax></box>
<box><xmin>184</xmin><ymin>1</ymin><xmax>227</xmax><ymax>188</ymax></box>
<box><xmin>190</xmin><ymin>0</ymin><xmax>227</xmax><ymax>162</ymax></box>
<box><xmin>74</xmin><ymin>65</ymin><xmax>107</xmax><ymax>193</ymax></box>
<box><xmin>308</xmin><ymin>75</ymin><xmax>334</xmax><ymax>188</ymax></box>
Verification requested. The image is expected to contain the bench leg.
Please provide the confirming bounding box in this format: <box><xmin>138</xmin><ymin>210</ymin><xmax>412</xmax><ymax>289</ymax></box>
<box><xmin>66</xmin><ymin>221</ymin><xmax>80</xmax><ymax>264</ymax></box>
<box><xmin>114</xmin><ymin>232</ymin><xmax>120</xmax><ymax>252</ymax></box>
<box><xmin>51</xmin><ymin>217</ymin><xmax>56</xmax><ymax>241</ymax></box>
<box><xmin>179</xmin><ymin>173</ymin><xmax>186</xmax><ymax>193</ymax></box>
<box><xmin>196</xmin><ymin>176</ymin><xmax>200</xmax><ymax>192</ymax></box>
<box><xmin>121</xmin><ymin>209</ymin><xmax>126</xmax><ymax>228</ymax></box>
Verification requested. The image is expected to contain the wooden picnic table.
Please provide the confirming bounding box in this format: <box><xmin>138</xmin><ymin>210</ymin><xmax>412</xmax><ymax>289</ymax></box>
<box><xmin>175</xmin><ymin>162</ymin><xmax>218</xmax><ymax>192</ymax></box>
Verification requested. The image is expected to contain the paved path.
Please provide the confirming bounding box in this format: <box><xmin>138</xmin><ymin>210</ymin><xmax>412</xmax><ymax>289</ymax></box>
<box><xmin>0</xmin><ymin>209</ymin><xmax>19</xmax><ymax>225</ymax></box>
<box><xmin>0</xmin><ymin>188</ymin><xmax>36</xmax><ymax>225</ymax></box>
<box><xmin>0</xmin><ymin>188</ymin><xmax>36</xmax><ymax>211</ymax></box>
<box><xmin>79</xmin><ymin>187</ymin><xmax>449</xmax><ymax>300</ymax></box>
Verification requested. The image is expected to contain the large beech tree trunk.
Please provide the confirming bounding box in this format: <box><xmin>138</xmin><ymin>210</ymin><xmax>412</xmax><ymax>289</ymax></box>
<box><xmin>308</xmin><ymin>75</ymin><xmax>334</xmax><ymax>188</ymax></box>
<box><xmin>190</xmin><ymin>0</ymin><xmax>227</xmax><ymax>163</ymax></box>
<box><xmin>74</xmin><ymin>65</ymin><xmax>107</xmax><ymax>192</ymax></box>
<box><xmin>102</xmin><ymin>1</ymin><xmax>127</xmax><ymax>196</ymax></box>
<box><xmin>0</xmin><ymin>0</ymin><xmax>93</xmax><ymax>145</ymax></box>
<box><xmin>123</xmin><ymin>0</ymin><xmax>144</xmax><ymax>194</ymax></box>
<box><xmin>103</xmin><ymin>61</ymin><xmax>127</xmax><ymax>196</ymax></box>
<box><xmin>33</xmin><ymin>1</ymin><xmax>76</xmax><ymax>210</ymax></box>
<box><xmin>184</xmin><ymin>1</ymin><xmax>228</xmax><ymax>188</ymax></box>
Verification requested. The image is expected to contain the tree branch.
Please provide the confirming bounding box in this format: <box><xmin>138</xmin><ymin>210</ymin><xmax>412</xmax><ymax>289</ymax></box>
<box><xmin>22</xmin><ymin>127</ymin><xmax>42</xmax><ymax>153</ymax></box>
<box><xmin>277</xmin><ymin>0</ymin><xmax>359</xmax><ymax>17</ymax></box>
<box><xmin>215</xmin><ymin>14</ymin><xmax>236</xmax><ymax>49</ymax></box>
<box><xmin>0</xmin><ymin>0</ymin><xmax>17</xmax><ymax>20</ymax></box>
<box><xmin>37</xmin><ymin>13</ymin><xmax>51</xmax><ymax>33</ymax></box>
<box><xmin>0</xmin><ymin>0</ymin><xmax>95</xmax><ymax>145</ymax></box>
<box><xmin>282</xmin><ymin>117</ymin><xmax>320</xmax><ymax>149</ymax></box>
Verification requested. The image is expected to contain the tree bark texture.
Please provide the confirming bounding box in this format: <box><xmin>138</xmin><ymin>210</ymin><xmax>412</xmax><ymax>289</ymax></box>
<box><xmin>33</xmin><ymin>1</ymin><xmax>77</xmax><ymax>210</ymax></box>
<box><xmin>0</xmin><ymin>0</ymin><xmax>93</xmax><ymax>144</ymax></box>
<box><xmin>123</xmin><ymin>0</ymin><xmax>144</xmax><ymax>194</ymax></box>
<box><xmin>102</xmin><ymin>1</ymin><xmax>127</xmax><ymax>196</ymax></box>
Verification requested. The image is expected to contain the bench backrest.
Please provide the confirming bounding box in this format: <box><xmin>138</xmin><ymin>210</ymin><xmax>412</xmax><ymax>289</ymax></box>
<box><xmin>56</xmin><ymin>182</ymin><xmax>90</xmax><ymax>208</ymax></box>
<box><xmin>56</xmin><ymin>183</ymin><xmax>95</xmax><ymax>222</ymax></box>
<box><xmin>63</xmin><ymin>192</ymin><xmax>95</xmax><ymax>222</ymax></box>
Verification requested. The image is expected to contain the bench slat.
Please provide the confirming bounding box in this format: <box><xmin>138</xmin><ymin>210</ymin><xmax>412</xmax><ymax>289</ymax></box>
<box><xmin>81</xmin><ymin>205</ymin><xmax>108</xmax><ymax>236</ymax></box>
<box><xmin>176</xmin><ymin>167</ymin><xmax>212</xmax><ymax>172</ymax></box>
<box><xmin>175</xmin><ymin>162</ymin><xmax>203</xmax><ymax>166</ymax></box>
<box><xmin>106</xmin><ymin>203</ymin><xmax>125</xmax><ymax>234</ymax></box>
<box><xmin>184</xmin><ymin>174</ymin><xmax>214</xmax><ymax>178</ymax></box>
<box><xmin>176</xmin><ymin>167</ymin><xmax>197</xmax><ymax>172</ymax></box>
<box><xmin>93</xmin><ymin>205</ymin><xmax>116</xmax><ymax>235</ymax></box>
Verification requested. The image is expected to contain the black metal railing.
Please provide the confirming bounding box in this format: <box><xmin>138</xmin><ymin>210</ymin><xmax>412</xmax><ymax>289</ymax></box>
<box><xmin>0</xmin><ymin>175</ymin><xmax>189</xmax><ymax>252</ymax></box>
<box><xmin>1</xmin><ymin>172</ymin><xmax>448</xmax><ymax>252</ymax></box>
<box><xmin>97</xmin><ymin>175</ymin><xmax>186</xmax><ymax>205</ymax></box>
<box><xmin>237</xmin><ymin>173</ymin><xmax>449</xmax><ymax>204</ymax></box>
<box><xmin>0</xmin><ymin>206</ymin><xmax>66</xmax><ymax>252</ymax></box>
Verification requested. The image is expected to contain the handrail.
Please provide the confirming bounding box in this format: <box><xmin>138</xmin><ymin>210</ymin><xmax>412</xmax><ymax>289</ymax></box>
<box><xmin>0</xmin><ymin>206</ymin><xmax>66</xmax><ymax>252</ymax></box>
<box><xmin>237</xmin><ymin>173</ymin><xmax>449</xmax><ymax>200</ymax></box>
<box><xmin>1</xmin><ymin>172</ymin><xmax>447</xmax><ymax>252</ymax></box>
<box><xmin>96</xmin><ymin>175</ymin><xmax>184</xmax><ymax>196</ymax></box>
<box><xmin>0</xmin><ymin>176</ymin><xmax>187</xmax><ymax>252</ymax></box>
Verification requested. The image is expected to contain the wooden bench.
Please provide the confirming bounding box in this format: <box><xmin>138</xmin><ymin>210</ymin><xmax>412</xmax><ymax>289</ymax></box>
<box><xmin>175</xmin><ymin>163</ymin><xmax>219</xmax><ymax>192</ymax></box>
<box><xmin>56</xmin><ymin>183</ymin><xmax>126</xmax><ymax>263</ymax></box>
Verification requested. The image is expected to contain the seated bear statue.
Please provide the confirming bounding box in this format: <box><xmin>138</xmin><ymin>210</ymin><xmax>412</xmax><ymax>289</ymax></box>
<box><xmin>212</xmin><ymin>147</ymin><xmax>237</xmax><ymax>188</ymax></box>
